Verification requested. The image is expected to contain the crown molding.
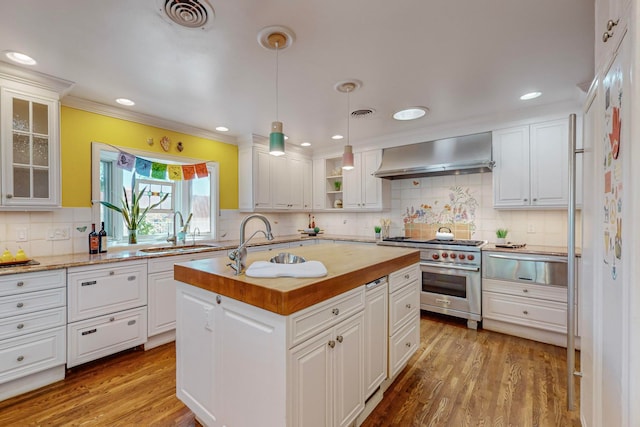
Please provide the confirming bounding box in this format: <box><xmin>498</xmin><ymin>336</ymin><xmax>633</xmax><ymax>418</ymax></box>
<box><xmin>0</xmin><ymin>61</ymin><xmax>75</xmax><ymax>97</ymax></box>
<box><xmin>62</xmin><ymin>95</ymin><xmax>238</xmax><ymax>145</ymax></box>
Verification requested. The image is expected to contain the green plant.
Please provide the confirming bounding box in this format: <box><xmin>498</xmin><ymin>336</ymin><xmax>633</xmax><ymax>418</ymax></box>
<box><xmin>374</xmin><ymin>225</ymin><xmax>382</xmax><ymax>233</ymax></box>
<box><xmin>334</xmin><ymin>180</ymin><xmax>342</xmax><ymax>191</ymax></box>
<box><xmin>100</xmin><ymin>175</ymin><xmax>169</xmax><ymax>232</ymax></box>
<box><xmin>496</xmin><ymin>228</ymin><xmax>509</xmax><ymax>239</ymax></box>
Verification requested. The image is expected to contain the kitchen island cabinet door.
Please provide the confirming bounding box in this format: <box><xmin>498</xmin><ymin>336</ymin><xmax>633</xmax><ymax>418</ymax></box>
<box><xmin>364</xmin><ymin>282</ymin><xmax>387</xmax><ymax>399</ymax></box>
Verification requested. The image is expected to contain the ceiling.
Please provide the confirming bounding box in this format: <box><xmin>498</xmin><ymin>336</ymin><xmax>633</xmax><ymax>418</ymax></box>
<box><xmin>0</xmin><ymin>0</ymin><xmax>594</xmax><ymax>151</ymax></box>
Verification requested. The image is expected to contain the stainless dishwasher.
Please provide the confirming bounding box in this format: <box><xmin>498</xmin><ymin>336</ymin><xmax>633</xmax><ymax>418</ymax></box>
<box><xmin>482</xmin><ymin>252</ymin><xmax>568</xmax><ymax>286</ymax></box>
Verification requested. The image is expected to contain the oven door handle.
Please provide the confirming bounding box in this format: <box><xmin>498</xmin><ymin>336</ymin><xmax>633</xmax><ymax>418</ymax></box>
<box><xmin>420</xmin><ymin>261</ymin><xmax>480</xmax><ymax>272</ymax></box>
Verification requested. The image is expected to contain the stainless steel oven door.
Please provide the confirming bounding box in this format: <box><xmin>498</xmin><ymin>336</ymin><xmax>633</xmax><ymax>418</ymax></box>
<box><xmin>419</xmin><ymin>261</ymin><xmax>481</xmax><ymax>327</ymax></box>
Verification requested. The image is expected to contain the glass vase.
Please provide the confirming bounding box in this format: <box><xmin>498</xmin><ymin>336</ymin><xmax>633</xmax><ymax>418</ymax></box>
<box><xmin>128</xmin><ymin>229</ymin><xmax>137</xmax><ymax>244</ymax></box>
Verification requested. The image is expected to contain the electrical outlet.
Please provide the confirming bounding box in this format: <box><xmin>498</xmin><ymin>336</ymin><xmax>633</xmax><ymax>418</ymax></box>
<box><xmin>527</xmin><ymin>224</ymin><xmax>536</xmax><ymax>233</ymax></box>
<box><xmin>16</xmin><ymin>227</ymin><xmax>28</xmax><ymax>242</ymax></box>
<box><xmin>46</xmin><ymin>227</ymin><xmax>71</xmax><ymax>241</ymax></box>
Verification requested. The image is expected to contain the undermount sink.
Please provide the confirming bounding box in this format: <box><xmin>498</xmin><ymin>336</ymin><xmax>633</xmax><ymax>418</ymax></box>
<box><xmin>269</xmin><ymin>252</ymin><xmax>307</xmax><ymax>264</ymax></box>
<box><xmin>139</xmin><ymin>244</ymin><xmax>219</xmax><ymax>254</ymax></box>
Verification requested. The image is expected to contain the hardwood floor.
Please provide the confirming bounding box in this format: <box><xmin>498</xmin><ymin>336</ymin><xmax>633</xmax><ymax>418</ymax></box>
<box><xmin>0</xmin><ymin>312</ymin><xmax>580</xmax><ymax>426</ymax></box>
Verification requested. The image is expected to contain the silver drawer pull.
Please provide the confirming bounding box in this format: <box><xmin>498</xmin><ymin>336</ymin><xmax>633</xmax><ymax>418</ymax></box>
<box><xmin>127</xmin><ymin>320</ymin><xmax>136</xmax><ymax>326</ymax></box>
<box><xmin>16</xmin><ymin>302</ymin><xmax>24</xmax><ymax>308</ymax></box>
<box><xmin>17</xmin><ymin>323</ymin><xmax>24</xmax><ymax>329</ymax></box>
<box><xmin>518</xmin><ymin>277</ymin><xmax>533</xmax><ymax>281</ymax></box>
<box><xmin>17</xmin><ymin>355</ymin><xmax>24</xmax><ymax>362</ymax></box>
<box><xmin>81</xmin><ymin>280</ymin><xmax>97</xmax><ymax>286</ymax></box>
<box><xmin>332</xmin><ymin>308</ymin><xmax>339</xmax><ymax>316</ymax></box>
<box><xmin>523</xmin><ymin>289</ymin><xmax>529</xmax><ymax>293</ymax></box>
<box><xmin>406</xmin><ymin>303</ymin><xmax>412</xmax><ymax>309</ymax></box>
<box><xmin>127</xmin><ymin>275</ymin><xmax>136</xmax><ymax>281</ymax></box>
<box><xmin>82</xmin><ymin>329</ymin><xmax>97</xmax><ymax>335</ymax></box>
<box><xmin>404</xmin><ymin>274</ymin><xmax>410</xmax><ymax>279</ymax></box>
<box><xmin>523</xmin><ymin>310</ymin><xmax>529</xmax><ymax>315</ymax></box>
<box><xmin>336</xmin><ymin>335</ymin><xmax>343</xmax><ymax>343</ymax></box>
<box><xmin>405</xmin><ymin>342</ymin><xmax>411</xmax><ymax>348</ymax></box>
<box><xmin>16</xmin><ymin>281</ymin><xmax>24</xmax><ymax>287</ymax></box>
<box><xmin>109</xmin><ymin>271</ymin><xmax>115</xmax><ymax>276</ymax></box>
<box><xmin>110</xmin><ymin>317</ymin><xmax>115</xmax><ymax>322</ymax></box>
<box><xmin>328</xmin><ymin>340</ymin><xmax>336</xmax><ymax>348</ymax></box>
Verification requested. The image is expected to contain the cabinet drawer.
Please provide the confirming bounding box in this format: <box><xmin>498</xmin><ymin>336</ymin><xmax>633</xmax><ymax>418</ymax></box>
<box><xmin>389</xmin><ymin>282</ymin><xmax>419</xmax><ymax>335</ymax></box>
<box><xmin>389</xmin><ymin>264</ymin><xmax>420</xmax><ymax>293</ymax></box>
<box><xmin>0</xmin><ymin>269</ymin><xmax>65</xmax><ymax>297</ymax></box>
<box><xmin>68</xmin><ymin>262</ymin><xmax>147</xmax><ymax>322</ymax></box>
<box><xmin>0</xmin><ymin>307</ymin><xmax>66</xmax><ymax>341</ymax></box>
<box><xmin>483</xmin><ymin>278</ymin><xmax>567</xmax><ymax>303</ymax></box>
<box><xmin>482</xmin><ymin>292</ymin><xmax>567</xmax><ymax>333</ymax></box>
<box><xmin>389</xmin><ymin>314</ymin><xmax>420</xmax><ymax>378</ymax></box>
<box><xmin>287</xmin><ymin>286</ymin><xmax>365</xmax><ymax>349</ymax></box>
<box><xmin>147</xmin><ymin>251</ymin><xmax>218</xmax><ymax>274</ymax></box>
<box><xmin>0</xmin><ymin>288</ymin><xmax>66</xmax><ymax>319</ymax></box>
<box><xmin>67</xmin><ymin>307</ymin><xmax>147</xmax><ymax>368</ymax></box>
<box><xmin>0</xmin><ymin>326</ymin><xmax>65</xmax><ymax>384</ymax></box>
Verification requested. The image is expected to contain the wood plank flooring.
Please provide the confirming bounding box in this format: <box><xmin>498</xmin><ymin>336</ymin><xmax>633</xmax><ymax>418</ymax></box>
<box><xmin>0</xmin><ymin>312</ymin><xmax>580</xmax><ymax>426</ymax></box>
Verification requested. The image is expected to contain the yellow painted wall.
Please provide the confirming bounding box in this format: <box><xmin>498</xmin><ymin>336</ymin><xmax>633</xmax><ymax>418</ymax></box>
<box><xmin>60</xmin><ymin>106</ymin><xmax>238</xmax><ymax>209</ymax></box>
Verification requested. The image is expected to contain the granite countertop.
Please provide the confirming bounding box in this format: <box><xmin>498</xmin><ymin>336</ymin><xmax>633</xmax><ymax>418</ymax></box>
<box><xmin>0</xmin><ymin>234</ymin><xmax>378</xmax><ymax>276</ymax></box>
<box><xmin>174</xmin><ymin>243</ymin><xmax>419</xmax><ymax>315</ymax></box>
<box><xmin>482</xmin><ymin>243</ymin><xmax>580</xmax><ymax>258</ymax></box>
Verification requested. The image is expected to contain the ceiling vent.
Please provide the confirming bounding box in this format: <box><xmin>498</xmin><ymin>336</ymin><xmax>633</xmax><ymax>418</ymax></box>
<box><xmin>351</xmin><ymin>108</ymin><xmax>375</xmax><ymax>119</ymax></box>
<box><xmin>158</xmin><ymin>0</ymin><xmax>214</xmax><ymax>30</ymax></box>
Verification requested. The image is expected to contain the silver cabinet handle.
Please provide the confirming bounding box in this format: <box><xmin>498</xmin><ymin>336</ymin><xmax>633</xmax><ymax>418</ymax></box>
<box><xmin>603</xmin><ymin>32</ymin><xmax>612</xmax><ymax>42</ymax></box>
<box><xmin>607</xmin><ymin>19</ymin><xmax>619</xmax><ymax>31</ymax></box>
<box><xmin>109</xmin><ymin>271</ymin><xmax>115</xmax><ymax>276</ymax></box>
<box><xmin>523</xmin><ymin>198</ymin><xmax>528</xmax><ymax>202</ymax></box>
<box><xmin>332</xmin><ymin>308</ymin><xmax>339</xmax><ymax>315</ymax></box>
<box><xmin>127</xmin><ymin>320</ymin><xmax>136</xmax><ymax>326</ymax></box>
<box><xmin>17</xmin><ymin>355</ymin><xmax>24</xmax><ymax>362</ymax></box>
<box><xmin>328</xmin><ymin>340</ymin><xmax>336</xmax><ymax>348</ymax></box>
<box><xmin>523</xmin><ymin>310</ymin><xmax>529</xmax><ymax>315</ymax></box>
<box><xmin>6</xmin><ymin>194</ymin><xmax>13</xmax><ymax>199</ymax></box>
<box><xmin>216</xmin><ymin>295</ymin><xmax>222</xmax><ymax>304</ymax></box>
<box><xmin>110</xmin><ymin>317</ymin><xmax>115</xmax><ymax>322</ymax></box>
<box><xmin>404</xmin><ymin>274</ymin><xmax>410</xmax><ymax>279</ymax></box>
<box><xmin>523</xmin><ymin>289</ymin><xmax>529</xmax><ymax>293</ymax></box>
<box><xmin>406</xmin><ymin>303</ymin><xmax>412</xmax><ymax>309</ymax></box>
<box><xmin>81</xmin><ymin>280</ymin><xmax>97</xmax><ymax>286</ymax></box>
<box><xmin>16</xmin><ymin>281</ymin><xmax>24</xmax><ymax>287</ymax></box>
<box><xmin>405</xmin><ymin>342</ymin><xmax>411</xmax><ymax>348</ymax></box>
<box><xmin>16</xmin><ymin>302</ymin><xmax>24</xmax><ymax>308</ymax></box>
<box><xmin>532</xmin><ymin>198</ymin><xmax>537</xmax><ymax>202</ymax></box>
<box><xmin>127</xmin><ymin>275</ymin><xmax>136</xmax><ymax>281</ymax></box>
<box><xmin>336</xmin><ymin>335</ymin><xmax>343</xmax><ymax>343</ymax></box>
<box><xmin>17</xmin><ymin>323</ymin><xmax>24</xmax><ymax>329</ymax></box>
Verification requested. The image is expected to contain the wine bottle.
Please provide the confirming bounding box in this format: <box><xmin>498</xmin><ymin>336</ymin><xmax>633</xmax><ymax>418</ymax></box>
<box><xmin>89</xmin><ymin>224</ymin><xmax>99</xmax><ymax>254</ymax></box>
<box><xmin>98</xmin><ymin>222</ymin><xmax>107</xmax><ymax>253</ymax></box>
<box><xmin>311</xmin><ymin>216</ymin><xmax>316</xmax><ymax>228</ymax></box>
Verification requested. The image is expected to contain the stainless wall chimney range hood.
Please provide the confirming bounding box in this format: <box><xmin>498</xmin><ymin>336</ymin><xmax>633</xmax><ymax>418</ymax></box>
<box><xmin>373</xmin><ymin>132</ymin><xmax>494</xmax><ymax>179</ymax></box>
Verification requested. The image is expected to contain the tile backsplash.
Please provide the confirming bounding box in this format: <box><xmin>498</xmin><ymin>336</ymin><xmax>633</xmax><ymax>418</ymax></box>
<box><xmin>0</xmin><ymin>172</ymin><xmax>575</xmax><ymax>257</ymax></box>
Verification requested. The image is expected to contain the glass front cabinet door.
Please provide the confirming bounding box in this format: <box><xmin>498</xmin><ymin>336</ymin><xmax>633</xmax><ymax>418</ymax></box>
<box><xmin>1</xmin><ymin>88</ymin><xmax>60</xmax><ymax>207</ymax></box>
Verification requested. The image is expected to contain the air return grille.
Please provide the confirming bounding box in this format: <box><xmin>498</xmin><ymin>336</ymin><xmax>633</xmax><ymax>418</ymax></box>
<box><xmin>159</xmin><ymin>0</ymin><xmax>214</xmax><ymax>29</ymax></box>
<box><xmin>351</xmin><ymin>108</ymin><xmax>375</xmax><ymax>119</ymax></box>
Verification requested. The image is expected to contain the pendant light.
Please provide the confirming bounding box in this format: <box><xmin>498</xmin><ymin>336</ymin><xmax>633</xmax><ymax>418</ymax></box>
<box><xmin>258</xmin><ymin>26</ymin><xmax>295</xmax><ymax>156</ymax></box>
<box><xmin>335</xmin><ymin>80</ymin><xmax>361</xmax><ymax>170</ymax></box>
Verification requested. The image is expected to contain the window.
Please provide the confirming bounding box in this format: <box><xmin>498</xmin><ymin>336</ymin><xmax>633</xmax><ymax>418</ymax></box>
<box><xmin>92</xmin><ymin>142</ymin><xmax>219</xmax><ymax>244</ymax></box>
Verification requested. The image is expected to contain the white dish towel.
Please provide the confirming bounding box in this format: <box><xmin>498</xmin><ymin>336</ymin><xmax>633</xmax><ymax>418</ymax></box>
<box><xmin>245</xmin><ymin>260</ymin><xmax>328</xmax><ymax>278</ymax></box>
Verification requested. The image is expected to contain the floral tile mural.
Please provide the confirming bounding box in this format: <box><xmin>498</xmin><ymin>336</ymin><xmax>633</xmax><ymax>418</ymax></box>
<box><xmin>401</xmin><ymin>185</ymin><xmax>479</xmax><ymax>239</ymax></box>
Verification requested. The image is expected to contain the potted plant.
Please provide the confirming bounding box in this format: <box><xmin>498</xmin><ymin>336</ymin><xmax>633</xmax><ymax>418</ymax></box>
<box><xmin>374</xmin><ymin>225</ymin><xmax>382</xmax><ymax>239</ymax></box>
<box><xmin>334</xmin><ymin>180</ymin><xmax>342</xmax><ymax>191</ymax></box>
<box><xmin>496</xmin><ymin>228</ymin><xmax>508</xmax><ymax>244</ymax></box>
<box><xmin>100</xmin><ymin>175</ymin><xmax>168</xmax><ymax>244</ymax></box>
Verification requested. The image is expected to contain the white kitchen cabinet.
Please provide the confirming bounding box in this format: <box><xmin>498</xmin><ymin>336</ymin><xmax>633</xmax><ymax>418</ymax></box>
<box><xmin>239</xmin><ymin>144</ymin><xmax>312</xmax><ymax>212</ymax></box>
<box><xmin>594</xmin><ymin>0</ymin><xmax>630</xmax><ymax>73</ymax></box>
<box><xmin>343</xmin><ymin>150</ymin><xmax>389</xmax><ymax>211</ymax></box>
<box><xmin>290</xmin><ymin>311</ymin><xmax>364</xmax><ymax>427</ymax></box>
<box><xmin>387</xmin><ymin>264</ymin><xmax>420</xmax><ymax>378</ymax></box>
<box><xmin>0</xmin><ymin>269</ymin><xmax>66</xmax><ymax>401</ymax></box>
<box><xmin>0</xmin><ymin>65</ymin><xmax>72</xmax><ymax>209</ymax></box>
<box><xmin>363</xmin><ymin>279</ymin><xmax>387</xmax><ymax>399</ymax></box>
<box><xmin>493</xmin><ymin>118</ymin><xmax>570</xmax><ymax>209</ymax></box>
<box><xmin>67</xmin><ymin>260</ymin><xmax>147</xmax><ymax>366</ymax></box>
<box><xmin>312</xmin><ymin>158</ymin><xmax>327</xmax><ymax>210</ymax></box>
<box><xmin>146</xmin><ymin>251</ymin><xmax>223</xmax><ymax>349</ymax></box>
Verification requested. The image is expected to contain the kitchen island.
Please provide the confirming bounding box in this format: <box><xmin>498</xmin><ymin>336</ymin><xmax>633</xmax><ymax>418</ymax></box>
<box><xmin>174</xmin><ymin>243</ymin><xmax>420</xmax><ymax>427</ymax></box>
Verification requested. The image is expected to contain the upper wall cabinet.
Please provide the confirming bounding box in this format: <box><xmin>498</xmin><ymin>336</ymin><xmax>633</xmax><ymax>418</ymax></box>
<box><xmin>313</xmin><ymin>150</ymin><xmax>389</xmax><ymax>211</ymax></box>
<box><xmin>493</xmin><ymin>118</ymin><xmax>570</xmax><ymax>209</ymax></box>
<box><xmin>238</xmin><ymin>144</ymin><xmax>312</xmax><ymax>212</ymax></box>
<box><xmin>0</xmin><ymin>64</ymin><xmax>73</xmax><ymax>209</ymax></box>
<box><xmin>594</xmin><ymin>0</ymin><xmax>630</xmax><ymax>73</ymax></box>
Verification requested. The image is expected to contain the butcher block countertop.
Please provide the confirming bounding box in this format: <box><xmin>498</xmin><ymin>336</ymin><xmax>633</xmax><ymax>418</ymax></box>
<box><xmin>174</xmin><ymin>243</ymin><xmax>420</xmax><ymax>315</ymax></box>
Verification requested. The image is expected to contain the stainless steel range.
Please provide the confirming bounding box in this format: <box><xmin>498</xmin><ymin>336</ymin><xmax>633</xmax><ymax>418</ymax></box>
<box><xmin>378</xmin><ymin>237</ymin><xmax>487</xmax><ymax>329</ymax></box>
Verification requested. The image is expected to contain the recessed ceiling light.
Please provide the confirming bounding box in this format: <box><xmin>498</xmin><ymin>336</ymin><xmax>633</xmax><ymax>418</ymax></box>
<box><xmin>116</xmin><ymin>98</ymin><xmax>135</xmax><ymax>106</ymax></box>
<box><xmin>332</xmin><ymin>134</ymin><xmax>344</xmax><ymax>140</ymax></box>
<box><xmin>5</xmin><ymin>51</ymin><xmax>37</xmax><ymax>65</ymax></box>
<box><xmin>392</xmin><ymin>107</ymin><xmax>428</xmax><ymax>121</ymax></box>
<box><xmin>520</xmin><ymin>91</ymin><xmax>542</xmax><ymax>100</ymax></box>
<box><xmin>215</xmin><ymin>126</ymin><xmax>229</xmax><ymax>132</ymax></box>
<box><xmin>300</xmin><ymin>142</ymin><xmax>311</xmax><ymax>147</ymax></box>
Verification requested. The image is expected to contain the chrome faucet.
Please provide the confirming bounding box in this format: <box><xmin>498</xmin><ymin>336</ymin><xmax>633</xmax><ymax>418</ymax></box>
<box><xmin>167</xmin><ymin>210</ymin><xmax>184</xmax><ymax>246</ymax></box>
<box><xmin>228</xmin><ymin>214</ymin><xmax>274</xmax><ymax>275</ymax></box>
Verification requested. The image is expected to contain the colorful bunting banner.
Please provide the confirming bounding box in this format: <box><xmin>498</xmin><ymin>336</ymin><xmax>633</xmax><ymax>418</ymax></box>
<box><xmin>110</xmin><ymin>146</ymin><xmax>209</xmax><ymax>181</ymax></box>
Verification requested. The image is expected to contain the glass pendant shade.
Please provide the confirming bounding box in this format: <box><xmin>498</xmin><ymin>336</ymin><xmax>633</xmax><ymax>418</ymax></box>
<box><xmin>269</xmin><ymin>121</ymin><xmax>285</xmax><ymax>156</ymax></box>
<box><xmin>342</xmin><ymin>144</ymin><xmax>354</xmax><ymax>170</ymax></box>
